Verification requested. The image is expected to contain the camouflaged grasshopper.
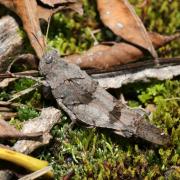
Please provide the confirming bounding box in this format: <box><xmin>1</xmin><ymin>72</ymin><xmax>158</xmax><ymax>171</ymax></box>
<box><xmin>39</xmin><ymin>50</ymin><xmax>169</xmax><ymax>145</ymax></box>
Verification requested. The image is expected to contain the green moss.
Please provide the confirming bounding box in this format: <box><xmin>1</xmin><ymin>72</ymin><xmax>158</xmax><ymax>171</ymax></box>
<box><xmin>47</xmin><ymin>0</ymin><xmax>115</xmax><ymax>55</ymax></box>
<box><xmin>130</xmin><ymin>0</ymin><xmax>180</xmax><ymax>57</ymax></box>
<box><xmin>17</xmin><ymin>28</ymin><xmax>34</xmax><ymax>54</ymax></box>
<box><xmin>0</xmin><ymin>78</ymin><xmax>41</xmax><ymax>125</ymax></box>
<box><xmin>9</xmin><ymin>118</ymin><xmax>23</xmax><ymax>130</ymax></box>
<box><xmin>17</xmin><ymin>106</ymin><xmax>39</xmax><ymax>121</ymax></box>
<box><xmin>1</xmin><ymin>0</ymin><xmax>180</xmax><ymax>179</ymax></box>
<box><xmin>13</xmin><ymin>78</ymin><xmax>36</xmax><ymax>92</ymax></box>
<box><xmin>0</xmin><ymin>91</ymin><xmax>10</xmax><ymax>101</ymax></box>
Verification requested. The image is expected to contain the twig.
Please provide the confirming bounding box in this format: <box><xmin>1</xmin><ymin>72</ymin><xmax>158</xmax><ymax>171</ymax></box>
<box><xmin>88</xmin><ymin>57</ymin><xmax>180</xmax><ymax>89</ymax></box>
<box><xmin>18</xmin><ymin>166</ymin><xmax>53</xmax><ymax>180</ymax></box>
<box><xmin>45</xmin><ymin>9</ymin><xmax>53</xmax><ymax>44</ymax></box>
<box><xmin>8</xmin><ymin>83</ymin><xmax>41</xmax><ymax>102</ymax></box>
<box><xmin>0</xmin><ymin>107</ymin><xmax>12</xmax><ymax>112</ymax></box>
<box><xmin>95</xmin><ymin>64</ymin><xmax>180</xmax><ymax>89</ymax></box>
<box><xmin>1</xmin><ymin>72</ymin><xmax>47</xmax><ymax>86</ymax></box>
<box><xmin>87</xmin><ymin>57</ymin><xmax>180</xmax><ymax>75</ymax></box>
<box><xmin>0</xmin><ymin>78</ymin><xmax>18</xmax><ymax>88</ymax></box>
<box><xmin>0</xmin><ymin>70</ymin><xmax>39</xmax><ymax>79</ymax></box>
<box><xmin>0</xmin><ymin>112</ymin><xmax>17</xmax><ymax>120</ymax></box>
<box><xmin>0</xmin><ymin>101</ymin><xmax>23</xmax><ymax>108</ymax></box>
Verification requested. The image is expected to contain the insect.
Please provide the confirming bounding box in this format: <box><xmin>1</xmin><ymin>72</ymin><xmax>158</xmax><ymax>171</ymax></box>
<box><xmin>39</xmin><ymin>50</ymin><xmax>169</xmax><ymax>145</ymax></box>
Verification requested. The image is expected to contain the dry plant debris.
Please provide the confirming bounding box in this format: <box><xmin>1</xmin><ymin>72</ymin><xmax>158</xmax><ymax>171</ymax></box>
<box><xmin>0</xmin><ymin>119</ymin><xmax>42</xmax><ymax>139</ymax></box>
<box><xmin>0</xmin><ymin>0</ymin><xmax>82</xmax><ymax>58</ymax></box>
<box><xmin>13</xmin><ymin>107</ymin><xmax>61</xmax><ymax>154</ymax></box>
<box><xmin>97</xmin><ymin>0</ymin><xmax>158</xmax><ymax>60</ymax></box>
<box><xmin>66</xmin><ymin>32</ymin><xmax>180</xmax><ymax>69</ymax></box>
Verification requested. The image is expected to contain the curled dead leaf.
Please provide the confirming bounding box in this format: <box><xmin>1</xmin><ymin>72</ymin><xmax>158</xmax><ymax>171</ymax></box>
<box><xmin>148</xmin><ymin>32</ymin><xmax>180</xmax><ymax>48</ymax></box>
<box><xmin>66</xmin><ymin>43</ymin><xmax>142</xmax><ymax>69</ymax></box>
<box><xmin>66</xmin><ymin>32</ymin><xmax>180</xmax><ymax>69</ymax></box>
<box><xmin>97</xmin><ymin>0</ymin><xmax>157</xmax><ymax>59</ymax></box>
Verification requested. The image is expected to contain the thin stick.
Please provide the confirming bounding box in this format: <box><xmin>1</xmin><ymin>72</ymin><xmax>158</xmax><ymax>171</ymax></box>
<box><xmin>19</xmin><ymin>166</ymin><xmax>53</xmax><ymax>180</ymax></box>
<box><xmin>45</xmin><ymin>9</ymin><xmax>53</xmax><ymax>45</ymax></box>
<box><xmin>8</xmin><ymin>83</ymin><xmax>41</xmax><ymax>102</ymax></box>
<box><xmin>0</xmin><ymin>70</ymin><xmax>39</xmax><ymax>79</ymax></box>
<box><xmin>2</xmin><ymin>72</ymin><xmax>48</xmax><ymax>87</ymax></box>
<box><xmin>87</xmin><ymin>28</ymin><xmax>99</xmax><ymax>45</ymax></box>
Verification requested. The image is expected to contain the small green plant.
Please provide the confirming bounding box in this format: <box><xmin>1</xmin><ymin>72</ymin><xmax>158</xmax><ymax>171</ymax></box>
<box><xmin>130</xmin><ymin>0</ymin><xmax>180</xmax><ymax>57</ymax></box>
<box><xmin>14</xmin><ymin>78</ymin><xmax>36</xmax><ymax>92</ymax></box>
<box><xmin>9</xmin><ymin>118</ymin><xmax>23</xmax><ymax>130</ymax></box>
<box><xmin>0</xmin><ymin>78</ymin><xmax>41</xmax><ymax>129</ymax></box>
<box><xmin>17</xmin><ymin>107</ymin><xmax>39</xmax><ymax>121</ymax></box>
<box><xmin>17</xmin><ymin>28</ymin><xmax>34</xmax><ymax>54</ymax></box>
<box><xmin>0</xmin><ymin>91</ymin><xmax>10</xmax><ymax>101</ymax></box>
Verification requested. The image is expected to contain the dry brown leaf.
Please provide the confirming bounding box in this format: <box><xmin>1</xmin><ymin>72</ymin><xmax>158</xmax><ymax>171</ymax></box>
<box><xmin>66</xmin><ymin>32</ymin><xmax>180</xmax><ymax>69</ymax></box>
<box><xmin>0</xmin><ymin>0</ymin><xmax>13</xmax><ymax>9</ymax></box>
<box><xmin>39</xmin><ymin>0</ymin><xmax>76</xmax><ymax>7</ymax></box>
<box><xmin>148</xmin><ymin>32</ymin><xmax>180</xmax><ymax>48</ymax></box>
<box><xmin>0</xmin><ymin>0</ymin><xmax>82</xmax><ymax>58</ymax></box>
<box><xmin>0</xmin><ymin>119</ymin><xmax>42</xmax><ymax>139</ymax></box>
<box><xmin>66</xmin><ymin>43</ymin><xmax>142</xmax><ymax>69</ymax></box>
<box><xmin>0</xmin><ymin>0</ymin><xmax>46</xmax><ymax>58</ymax></box>
<box><xmin>14</xmin><ymin>0</ymin><xmax>46</xmax><ymax>58</ymax></box>
<box><xmin>97</xmin><ymin>0</ymin><xmax>158</xmax><ymax>59</ymax></box>
<box><xmin>37</xmin><ymin>2</ymin><xmax>83</xmax><ymax>22</ymax></box>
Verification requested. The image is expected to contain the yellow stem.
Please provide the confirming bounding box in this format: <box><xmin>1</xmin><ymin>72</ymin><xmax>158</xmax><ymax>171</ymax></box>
<box><xmin>0</xmin><ymin>147</ymin><xmax>53</xmax><ymax>177</ymax></box>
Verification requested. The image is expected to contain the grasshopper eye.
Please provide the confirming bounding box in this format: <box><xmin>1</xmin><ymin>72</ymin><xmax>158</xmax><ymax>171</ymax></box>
<box><xmin>45</xmin><ymin>55</ymin><xmax>53</xmax><ymax>64</ymax></box>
